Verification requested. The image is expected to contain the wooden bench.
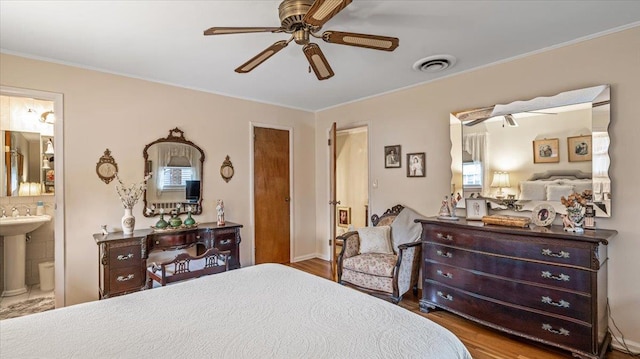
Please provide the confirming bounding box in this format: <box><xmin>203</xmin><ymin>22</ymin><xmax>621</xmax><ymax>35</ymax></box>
<box><xmin>147</xmin><ymin>247</ymin><xmax>230</xmax><ymax>287</ymax></box>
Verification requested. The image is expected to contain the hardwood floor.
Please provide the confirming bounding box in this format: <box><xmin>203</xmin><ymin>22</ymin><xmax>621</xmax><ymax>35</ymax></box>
<box><xmin>288</xmin><ymin>258</ymin><xmax>635</xmax><ymax>359</ymax></box>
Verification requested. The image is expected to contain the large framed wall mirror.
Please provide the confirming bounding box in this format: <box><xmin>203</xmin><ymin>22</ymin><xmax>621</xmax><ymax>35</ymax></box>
<box><xmin>450</xmin><ymin>85</ymin><xmax>611</xmax><ymax>217</ymax></box>
<box><xmin>143</xmin><ymin>128</ymin><xmax>205</xmax><ymax>217</ymax></box>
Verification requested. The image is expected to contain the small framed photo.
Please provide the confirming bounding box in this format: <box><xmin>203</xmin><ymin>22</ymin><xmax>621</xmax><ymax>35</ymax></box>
<box><xmin>465</xmin><ymin>198</ymin><xmax>487</xmax><ymax>220</ymax></box>
<box><xmin>384</xmin><ymin>145</ymin><xmax>401</xmax><ymax>168</ymax></box>
<box><xmin>337</xmin><ymin>206</ymin><xmax>351</xmax><ymax>228</ymax></box>
<box><xmin>406</xmin><ymin>152</ymin><xmax>426</xmax><ymax>177</ymax></box>
<box><xmin>567</xmin><ymin>135</ymin><xmax>592</xmax><ymax>162</ymax></box>
<box><xmin>533</xmin><ymin>138</ymin><xmax>560</xmax><ymax>163</ymax></box>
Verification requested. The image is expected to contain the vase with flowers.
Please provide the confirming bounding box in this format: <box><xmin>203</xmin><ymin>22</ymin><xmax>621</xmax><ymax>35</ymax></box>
<box><xmin>560</xmin><ymin>190</ymin><xmax>592</xmax><ymax>233</ymax></box>
<box><xmin>115</xmin><ymin>173</ymin><xmax>149</xmax><ymax>234</ymax></box>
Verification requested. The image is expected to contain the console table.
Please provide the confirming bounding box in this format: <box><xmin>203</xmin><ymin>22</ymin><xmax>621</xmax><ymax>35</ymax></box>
<box><xmin>94</xmin><ymin>222</ymin><xmax>242</xmax><ymax>299</ymax></box>
<box><xmin>417</xmin><ymin>218</ymin><xmax>616</xmax><ymax>359</ymax></box>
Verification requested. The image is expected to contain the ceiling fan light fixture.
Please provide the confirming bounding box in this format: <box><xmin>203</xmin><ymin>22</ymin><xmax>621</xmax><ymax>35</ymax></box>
<box><xmin>413</xmin><ymin>54</ymin><xmax>457</xmax><ymax>73</ymax></box>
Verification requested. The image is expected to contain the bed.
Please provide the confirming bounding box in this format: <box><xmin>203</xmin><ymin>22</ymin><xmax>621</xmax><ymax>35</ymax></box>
<box><xmin>0</xmin><ymin>264</ymin><xmax>471</xmax><ymax>358</ymax></box>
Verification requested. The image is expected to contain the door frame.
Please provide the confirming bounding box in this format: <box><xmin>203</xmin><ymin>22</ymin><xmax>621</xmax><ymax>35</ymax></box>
<box><xmin>1</xmin><ymin>86</ymin><xmax>65</xmax><ymax>307</ymax></box>
<box><xmin>327</xmin><ymin>122</ymin><xmax>371</xmax><ymax>261</ymax></box>
<box><xmin>249</xmin><ymin>122</ymin><xmax>294</xmax><ymax>265</ymax></box>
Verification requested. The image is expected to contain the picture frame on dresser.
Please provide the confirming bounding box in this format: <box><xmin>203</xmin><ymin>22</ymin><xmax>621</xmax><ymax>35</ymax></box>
<box><xmin>465</xmin><ymin>198</ymin><xmax>487</xmax><ymax>220</ymax></box>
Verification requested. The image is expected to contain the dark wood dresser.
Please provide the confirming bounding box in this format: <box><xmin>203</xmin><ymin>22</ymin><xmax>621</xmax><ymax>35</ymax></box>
<box><xmin>417</xmin><ymin>218</ymin><xmax>616</xmax><ymax>359</ymax></box>
<box><xmin>93</xmin><ymin>222</ymin><xmax>242</xmax><ymax>299</ymax></box>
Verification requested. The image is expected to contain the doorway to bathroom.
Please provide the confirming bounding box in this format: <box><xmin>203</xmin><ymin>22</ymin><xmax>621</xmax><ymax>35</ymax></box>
<box><xmin>0</xmin><ymin>86</ymin><xmax>65</xmax><ymax>313</ymax></box>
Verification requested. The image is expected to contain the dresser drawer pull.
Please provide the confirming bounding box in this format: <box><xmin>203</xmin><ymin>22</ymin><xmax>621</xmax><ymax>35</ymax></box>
<box><xmin>541</xmin><ymin>271</ymin><xmax>570</xmax><ymax>282</ymax></box>
<box><xmin>436</xmin><ymin>233</ymin><xmax>453</xmax><ymax>241</ymax></box>
<box><xmin>541</xmin><ymin>296</ymin><xmax>570</xmax><ymax>308</ymax></box>
<box><xmin>116</xmin><ymin>253</ymin><xmax>134</xmax><ymax>261</ymax></box>
<box><xmin>436</xmin><ymin>270</ymin><xmax>453</xmax><ymax>279</ymax></box>
<box><xmin>219</xmin><ymin>239</ymin><xmax>232</xmax><ymax>245</ymax></box>
<box><xmin>436</xmin><ymin>250</ymin><xmax>452</xmax><ymax>258</ymax></box>
<box><xmin>437</xmin><ymin>291</ymin><xmax>453</xmax><ymax>301</ymax></box>
<box><xmin>541</xmin><ymin>249</ymin><xmax>570</xmax><ymax>259</ymax></box>
<box><xmin>116</xmin><ymin>274</ymin><xmax>135</xmax><ymax>282</ymax></box>
<box><xmin>196</xmin><ymin>235</ymin><xmax>201</xmax><ymax>239</ymax></box>
<box><xmin>542</xmin><ymin>323</ymin><xmax>570</xmax><ymax>336</ymax></box>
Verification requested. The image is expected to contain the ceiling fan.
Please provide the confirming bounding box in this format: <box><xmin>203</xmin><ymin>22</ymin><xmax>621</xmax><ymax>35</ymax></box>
<box><xmin>203</xmin><ymin>0</ymin><xmax>399</xmax><ymax>80</ymax></box>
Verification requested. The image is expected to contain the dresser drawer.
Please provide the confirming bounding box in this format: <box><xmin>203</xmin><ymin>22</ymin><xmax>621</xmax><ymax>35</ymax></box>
<box><xmin>108</xmin><ymin>245</ymin><xmax>142</xmax><ymax>269</ymax></box>
<box><xmin>148</xmin><ymin>232</ymin><xmax>200</xmax><ymax>250</ymax></box>
<box><xmin>422</xmin><ymin>284</ymin><xmax>594</xmax><ymax>354</ymax></box>
<box><xmin>109</xmin><ymin>266</ymin><xmax>145</xmax><ymax>293</ymax></box>
<box><xmin>214</xmin><ymin>230</ymin><xmax>237</xmax><ymax>250</ymax></box>
<box><xmin>424</xmin><ymin>263</ymin><xmax>591</xmax><ymax>323</ymax></box>
<box><xmin>423</xmin><ymin>244</ymin><xmax>591</xmax><ymax>293</ymax></box>
<box><xmin>424</xmin><ymin>226</ymin><xmax>593</xmax><ymax>268</ymax></box>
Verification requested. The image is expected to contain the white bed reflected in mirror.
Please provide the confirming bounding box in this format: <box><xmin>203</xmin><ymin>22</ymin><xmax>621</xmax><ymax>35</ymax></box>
<box><xmin>450</xmin><ymin>85</ymin><xmax>611</xmax><ymax>217</ymax></box>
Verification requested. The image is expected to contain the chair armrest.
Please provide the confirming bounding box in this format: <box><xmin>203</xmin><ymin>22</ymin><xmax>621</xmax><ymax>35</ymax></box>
<box><xmin>337</xmin><ymin>231</ymin><xmax>359</xmax><ymax>259</ymax></box>
<box><xmin>397</xmin><ymin>241</ymin><xmax>421</xmax><ymax>251</ymax></box>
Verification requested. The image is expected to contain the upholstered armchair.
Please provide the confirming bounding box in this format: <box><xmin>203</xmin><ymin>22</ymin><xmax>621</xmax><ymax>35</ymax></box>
<box><xmin>337</xmin><ymin>205</ymin><xmax>426</xmax><ymax>303</ymax></box>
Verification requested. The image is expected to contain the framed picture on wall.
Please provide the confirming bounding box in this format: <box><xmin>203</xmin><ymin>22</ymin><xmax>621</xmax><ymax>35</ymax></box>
<box><xmin>406</xmin><ymin>152</ymin><xmax>426</xmax><ymax>177</ymax></box>
<box><xmin>465</xmin><ymin>198</ymin><xmax>487</xmax><ymax>220</ymax></box>
<box><xmin>567</xmin><ymin>135</ymin><xmax>592</xmax><ymax>162</ymax></box>
<box><xmin>384</xmin><ymin>145</ymin><xmax>401</xmax><ymax>168</ymax></box>
<box><xmin>533</xmin><ymin>138</ymin><xmax>560</xmax><ymax>163</ymax></box>
<box><xmin>337</xmin><ymin>206</ymin><xmax>351</xmax><ymax>228</ymax></box>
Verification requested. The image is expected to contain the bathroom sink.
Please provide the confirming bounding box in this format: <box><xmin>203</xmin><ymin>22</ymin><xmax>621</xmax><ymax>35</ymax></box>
<box><xmin>0</xmin><ymin>215</ymin><xmax>52</xmax><ymax>237</ymax></box>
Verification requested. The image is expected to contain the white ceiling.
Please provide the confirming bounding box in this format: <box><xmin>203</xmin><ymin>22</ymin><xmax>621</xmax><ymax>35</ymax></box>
<box><xmin>1</xmin><ymin>1</ymin><xmax>639</xmax><ymax>112</ymax></box>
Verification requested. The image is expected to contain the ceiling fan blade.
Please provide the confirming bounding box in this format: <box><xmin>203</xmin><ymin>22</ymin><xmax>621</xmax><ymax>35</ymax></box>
<box><xmin>235</xmin><ymin>40</ymin><xmax>288</xmax><ymax>73</ymax></box>
<box><xmin>204</xmin><ymin>27</ymin><xmax>282</xmax><ymax>36</ymax></box>
<box><xmin>303</xmin><ymin>43</ymin><xmax>334</xmax><ymax>80</ymax></box>
<box><xmin>303</xmin><ymin>0</ymin><xmax>352</xmax><ymax>28</ymax></box>
<box><xmin>322</xmin><ymin>31</ymin><xmax>399</xmax><ymax>51</ymax></box>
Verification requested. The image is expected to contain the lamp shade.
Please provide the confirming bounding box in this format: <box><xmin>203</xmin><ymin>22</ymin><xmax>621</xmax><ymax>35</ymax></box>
<box><xmin>491</xmin><ymin>172</ymin><xmax>511</xmax><ymax>188</ymax></box>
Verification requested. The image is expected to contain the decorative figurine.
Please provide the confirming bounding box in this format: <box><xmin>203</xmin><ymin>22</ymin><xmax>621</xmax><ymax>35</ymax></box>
<box><xmin>438</xmin><ymin>195</ymin><xmax>459</xmax><ymax>221</ymax></box>
<box><xmin>216</xmin><ymin>199</ymin><xmax>225</xmax><ymax>226</ymax></box>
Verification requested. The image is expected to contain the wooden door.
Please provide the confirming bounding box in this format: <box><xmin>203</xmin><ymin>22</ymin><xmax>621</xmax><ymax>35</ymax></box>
<box><xmin>254</xmin><ymin>127</ymin><xmax>290</xmax><ymax>264</ymax></box>
<box><xmin>329</xmin><ymin>123</ymin><xmax>337</xmax><ymax>279</ymax></box>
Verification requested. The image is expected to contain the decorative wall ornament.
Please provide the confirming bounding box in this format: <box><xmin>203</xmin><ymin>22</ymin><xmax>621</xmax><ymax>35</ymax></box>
<box><xmin>220</xmin><ymin>155</ymin><xmax>234</xmax><ymax>182</ymax></box>
<box><xmin>96</xmin><ymin>149</ymin><xmax>118</xmax><ymax>184</ymax></box>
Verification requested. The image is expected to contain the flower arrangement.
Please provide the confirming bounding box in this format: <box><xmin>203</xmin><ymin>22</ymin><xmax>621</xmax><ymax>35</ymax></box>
<box><xmin>560</xmin><ymin>190</ymin><xmax>592</xmax><ymax>212</ymax></box>
<box><xmin>115</xmin><ymin>173</ymin><xmax>150</xmax><ymax>209</ymax></box>
<box><xmin>560</xmin><ymin>190</ymin><xmax>592</xmax><ymax>231</ymax></box>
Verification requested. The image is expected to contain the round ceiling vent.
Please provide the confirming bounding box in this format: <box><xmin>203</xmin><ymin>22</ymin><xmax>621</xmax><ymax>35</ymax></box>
<box><xmin>413</xmin><ymin>54</ymin><xmax>457</xmax><ymax>73</ymax></box>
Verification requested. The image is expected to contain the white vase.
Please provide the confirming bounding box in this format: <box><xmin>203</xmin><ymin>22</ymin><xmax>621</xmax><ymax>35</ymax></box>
<box><xmin>122</xmin><ymin>208</ymin><xmax>135</xmax><ymax>234</ymax></box>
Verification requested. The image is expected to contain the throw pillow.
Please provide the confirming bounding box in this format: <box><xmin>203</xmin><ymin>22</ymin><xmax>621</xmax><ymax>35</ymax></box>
<box><xmin>390</xmin><ymin>206</ymin><xmax>427</xmax><ymax>251</ymax></box>
<box><xmin>357</xmin><ymin>226</ymin><xmax>393</xmax><ymax>254</ymax></box>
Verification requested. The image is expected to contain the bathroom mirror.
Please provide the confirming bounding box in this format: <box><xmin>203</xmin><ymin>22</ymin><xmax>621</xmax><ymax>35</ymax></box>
<box><xmin>1</xmin><ymin>95</ymin><xmax>56</xmax><ymax>197</ymax></box>
<box><xmin>450</xmin><ymin>85</ymin><xmax>611</xmax><ymax>217</ymax></box>
<box><xmin>1</xmin><ymin>130</ymin><xmax>54</xmax><ymax>197</ymax></box>
<box><xmin>142</xmin><ymin>128</ymin><xmax>205</xmax><ymax>217</ymax></box>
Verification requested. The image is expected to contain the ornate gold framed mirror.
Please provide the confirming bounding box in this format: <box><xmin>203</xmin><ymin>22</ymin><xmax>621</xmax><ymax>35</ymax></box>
<box><xmin>142</xmin><ymin>128</ymin><xmax>205</xmax><ymax>217</ymax></box>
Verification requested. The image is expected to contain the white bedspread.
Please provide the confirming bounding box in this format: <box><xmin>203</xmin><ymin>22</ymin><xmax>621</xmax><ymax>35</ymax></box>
<box><xmin>0</xmin><ymin>264</ymin><xmax>471</xmax><ymax>358</ymax></box>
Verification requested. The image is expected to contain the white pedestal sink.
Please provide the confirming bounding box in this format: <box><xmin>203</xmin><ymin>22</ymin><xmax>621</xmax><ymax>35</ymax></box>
<box><xmin>0</xmin><ymin>215</ymin><xmax>52</xmax><ymax>297</ymax></box>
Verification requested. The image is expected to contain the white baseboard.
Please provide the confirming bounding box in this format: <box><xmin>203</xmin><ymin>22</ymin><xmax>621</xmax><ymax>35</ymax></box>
<box><xmin>611</xmin><ymin>335</ymin><xmax>640</xmax><ymax>355</ymax></box>
<box><xmin>292</xmin><ymin>253</ymin><xmax>320</xmax><ymax>262</ymax></box>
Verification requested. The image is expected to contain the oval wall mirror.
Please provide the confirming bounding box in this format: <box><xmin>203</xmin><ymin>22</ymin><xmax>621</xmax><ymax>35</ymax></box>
<box><xmin>450</xmin><ymin>85</ymin><xmax>611</xmax><ymax>217</ymax></box>
<box><xmin>142</xmin><ymin>128</ymin><xmax>205</xmax><ymax>217</ymax></box>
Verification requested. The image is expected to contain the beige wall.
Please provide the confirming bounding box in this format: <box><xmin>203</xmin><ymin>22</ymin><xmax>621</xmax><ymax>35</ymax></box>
<box><xmin>0</xmin><ymin>53</ymin><xmax>317</xmax><ymax>305</ymax></box>
<box><xmin>316</xmin><ymin>27</ymin><xmax>640</xmax><ymax>349</ymax></box>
